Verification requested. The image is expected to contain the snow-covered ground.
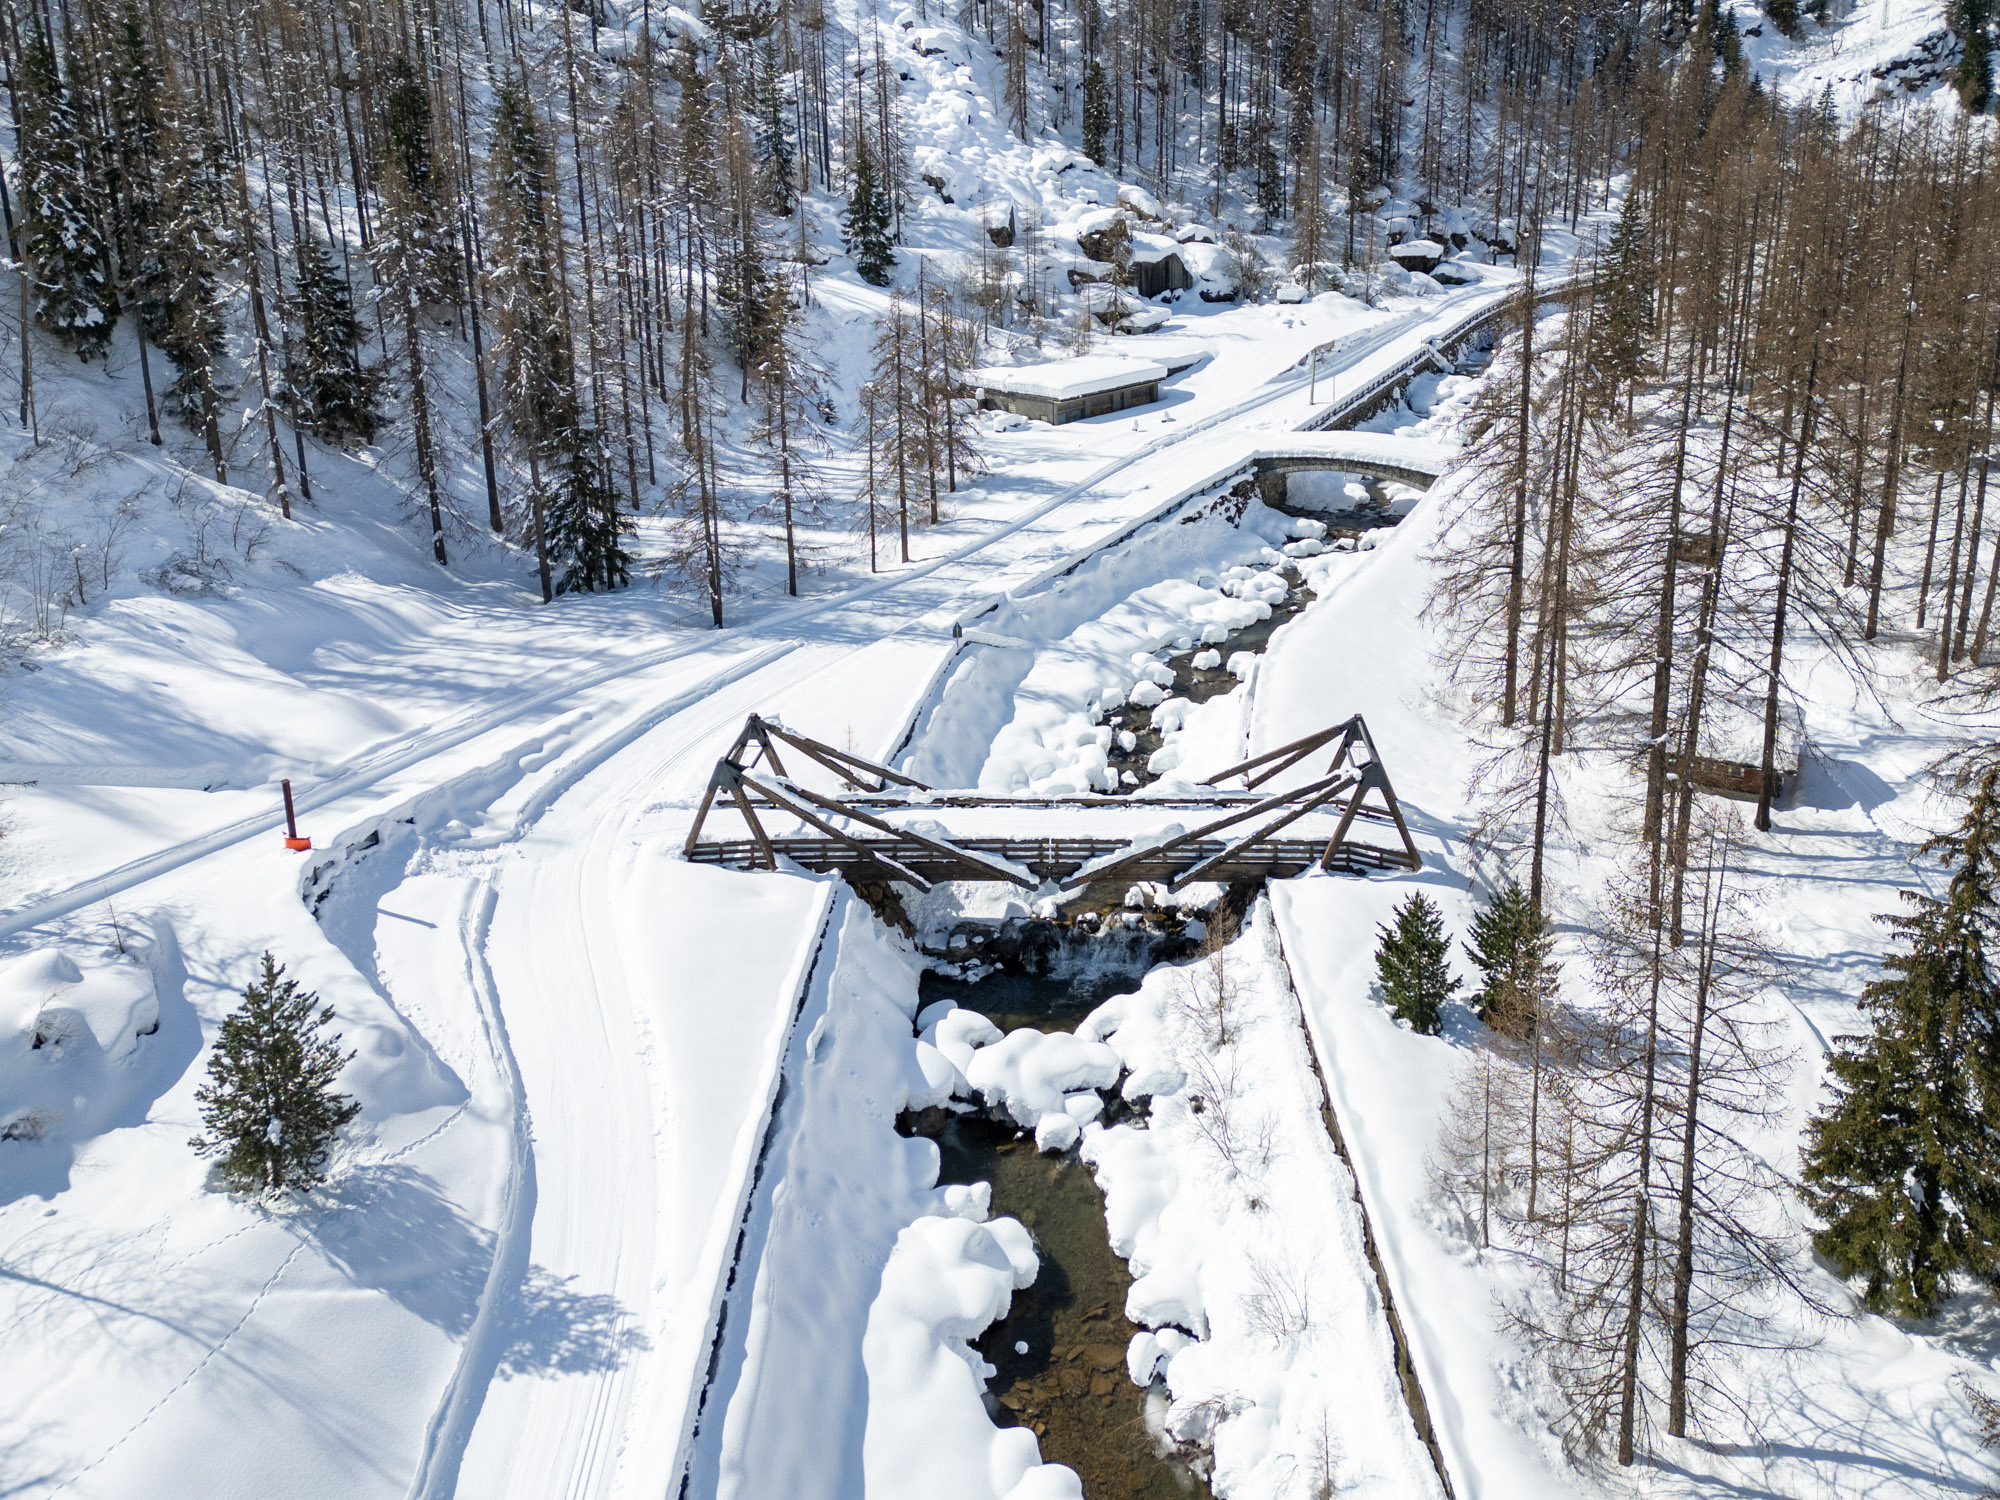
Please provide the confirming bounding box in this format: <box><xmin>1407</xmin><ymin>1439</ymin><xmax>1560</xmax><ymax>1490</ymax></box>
<box><xmin>0</xmin><ymin>200</ymin><xmax>1559</xmax><ymax>1500</ymax></box>
<box><xmin>1</xmin><ymin>0</ymin><xmax>1979</xmax><ymax>1494</ymax></box>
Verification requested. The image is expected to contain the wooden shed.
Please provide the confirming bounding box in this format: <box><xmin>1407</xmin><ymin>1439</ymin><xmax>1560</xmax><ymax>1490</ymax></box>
<box><xmin>970</xmin><ymin>357</ymin><xmax>1171</xmax><ymax>425</ymax></box>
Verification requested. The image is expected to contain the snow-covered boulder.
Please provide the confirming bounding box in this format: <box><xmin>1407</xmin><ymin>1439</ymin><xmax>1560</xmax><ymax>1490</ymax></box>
<box><xmin>964</xmin><ymin>1027</ymin><xmax>1122</xmax><ymax>1131</ymax></box>
<box><xmin>0</xmin><ymin>945</ymin><xmax>161</xmax><ymax>1148</ymax></box>
<box><xmin>1388</xmin><ymin>238</ymin><xmax>1446</xmax><ymax>273</ymax></box>
<box><xmin>862</xmin><ymin>1213</ymin><xmax>1079</xmax><ymax>1500</ymax></box>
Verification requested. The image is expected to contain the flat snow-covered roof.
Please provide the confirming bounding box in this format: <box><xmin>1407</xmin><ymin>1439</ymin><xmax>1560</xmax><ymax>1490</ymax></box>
<box><xmin>970</xmin><ymin>357</ymin><xmax>1172</xmax><ymax>401</ymax></box>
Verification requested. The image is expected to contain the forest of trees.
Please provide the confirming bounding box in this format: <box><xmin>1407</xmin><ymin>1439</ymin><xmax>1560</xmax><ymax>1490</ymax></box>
<box><xmin>0</xmin><ymin>0</ymin><xmax>1813</xmax><ymax>614</ymax></box>
<box><xmin>1423</xmin><ymin>42</ymin><xmax>2000</xmax><ymax>1464</ymax></box>
<box><xmin>8</xmin><ymin>0</ymin><xmax>2000</xmax><ymax>1476</ymax></box>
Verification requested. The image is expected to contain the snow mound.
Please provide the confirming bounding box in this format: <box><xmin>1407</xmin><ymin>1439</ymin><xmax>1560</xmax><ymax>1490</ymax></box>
<box><xmin>0</xmin><ymin>944</ymin><xmax>160</xmax><ymax>1145</ymax></box>
<box><xmin>862</xmin><ymin>1213</ymin><xmax>1080</xmax><ymax>1500</ymax></box>
<box><xmin>963</xmin><ymin>1027</ymin><xmax>1120</xmax><ymax>1133</ymax></box>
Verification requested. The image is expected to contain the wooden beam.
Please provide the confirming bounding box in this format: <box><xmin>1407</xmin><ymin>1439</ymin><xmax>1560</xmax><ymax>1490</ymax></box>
<box><xmin>1169</xmin><ymin>775</ymin><xmax>1356</xmax><ymax>888</ymax></box>
<box><xmin>1060</xmin><ymin>771</ymin><xmax>1355</xmax><ymax>891</ymax></box>
<box><xmin>1205</xmin><ymin>717</ymin><xmax>1360</xmax><ymax>791</ymax></box>
<box><xmin>731</xmin><ymin>768</ymin><xmax>933</xmax><ymax>888</ymax></box>
<box><xmin>742</xmin><ymin>772</ymin><xmax>1027</xmax><ymax>886</ymax></box>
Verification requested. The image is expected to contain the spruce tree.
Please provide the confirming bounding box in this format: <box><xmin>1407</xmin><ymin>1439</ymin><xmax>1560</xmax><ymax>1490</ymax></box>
<box><xmin>1375</xmin><ymin>892</ymin><xmax>1460</xmax><ymax>1035</ymax></box>
<box><xmin>150</xmin><ymin>108</ymin><xmax>236</xmax><ymax>475</ymax></box>
<box><xmin>1801</xmin><ymin>773</ymin><xmax>2000</xmax><ymax>1317</ymax></box>
<box><xmin>754</xmin><ymin>44</ymin><xmax>797</xmax><ymax>216</ymax></box>
<box><xmin>843</xmin><ymin>134</ymin><xmax>896</xmax><ymax>286</ymax></box>
<box><xmin>486</xmin><ymin>73</ymin><xmax>577</xmax><ymax>461</ymax></box>
<box><xmin>1082</xmin><ymin>61</ymin><xmax>1110</xmax><ymax>167</ymax></box>
<box><xmin>190</xmin><ymin>954</ymin><xmax>361</xmax><ymax>1194</ymax></box>
<box><xmin>284</xmin><ymin>234</ymin><xmax>379</xmax><ymax>444</ymax></box>
<box><xmin>1465</xmin><ymin>879</ymin><xmax>1555</xmax><ymax>1030</ymax></box>
<box><xmin>542</xmin><ymin>427</ymin><xmax>634</xmax><ymax>594</ymax></box>
<box><xmin>1955</xmin><ymin>0</ymin><xmax>1997</xmax><ymax>111</ymax></box>
<box><xmin>14</xmin><ymin>25</ymin><xmax>117</xmax><ymax>360</ymax></box>
<box><xmin>382</xmin><ymin>54</ymin><xmax>458</xmax><ymax>303</ymax></box>
<box><xmin>1593</xmin><ymin>192</ymin><xmax>1654</xmax><ymax>405</ymax></box>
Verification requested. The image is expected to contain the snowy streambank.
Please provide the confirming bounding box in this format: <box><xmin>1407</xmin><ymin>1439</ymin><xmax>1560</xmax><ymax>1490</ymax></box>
<box><xmin>908</xmin><ymin>904</ymin><xmax>1441</xmax><ymax>1500</ymax></box>
<box><xmin>690</xmin><ymin>892</ymin><xmax>1081</xmax><ymax>1500</ymax></box>
<box><xmin>901</xmin><ymin>486</ymin><xmax>1371</xmax><ymax>797</ymax></box>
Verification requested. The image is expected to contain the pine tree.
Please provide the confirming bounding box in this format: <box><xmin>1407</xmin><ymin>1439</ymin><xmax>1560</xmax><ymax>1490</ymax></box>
<box><xmin>150</xmin><ymin>107</ymin><xmax>236</xmax><ymax>476</ymax></box>
<box><xmin>1801</xmin><ymin>773</ymin><xmax>2000</xmax><ymax>1317</ymax></box>
<box><xmin>190</xmin><ymin>954</ymin><xmax>360</xmax><ymax>1194</ymax></box>
<box><xmin>843</xmin><ymin>133</ymin><xmax>896</xmax><ymax>286</ymax></box>
<box><xmin>14</xmin><ymin>24</ymin><xmax>117</xmax><ymax>360</ymax></box>
<box><xmin>542</xmin><ymin>427</ymin><xmax>634</xmax><ymax>594</ymax></box>
<box><xmin>1957</xmin><ymin>0</ymin><xmax>1996</xmax><ymax>113</ymax></box>
<box><xmin>284</xmin><ymin>234</ymin><xmax>379</xmax><ymax>444</ymax></box>
<box><xmin>382</xmin><ymin>54</ymin><xmax>459</xmax><ymax>304</ymax></box>
<box><xmin>1375</xmin><ymin>892</ymin><xmax>1460</xmax><ymax>1035</ymax></box>
<box><xmin>1593</xmin><ymin>192</ymin><xmax>1654</xmax><ymax>407</ymax></box>
<box><xmin>754</xmin><ymin>44</ymin><xmax>797</xmax><ymax>216</ymax></box>
<box><xmin>486</xmin><ymin>72</ymin><xmax>577</xmax><ymax>460</ymax></box>
<box><xmin>1082</xmin><ymin>61</ymin><xmax>1110</xmax><ymax>168</ymax></box>
<box><xmin>1763</xmin><ymin>0</ymin><xmax>1802</xmax><ymax>38</ymax></box>
<box><xmin>1465</xmin><ymin>879</ymin><xmax>1556</xmax><ymax>1030</ymax></box>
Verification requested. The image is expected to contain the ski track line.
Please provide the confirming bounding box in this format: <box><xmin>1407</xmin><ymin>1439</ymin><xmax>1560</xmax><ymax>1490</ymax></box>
<box><xmin>0</xmin><ymin>290</ymin><xmax>1500</xmax><ymax>947</ymax></box>
<box><xmin>454</xmin><ymin>644</ymin><xmax>846</xmax><ymax>1500</ymax></box>
<box><xmin>404</xmin><ymin>878</ymin><xmax>537</xmax><ymax>1500</ymax></box>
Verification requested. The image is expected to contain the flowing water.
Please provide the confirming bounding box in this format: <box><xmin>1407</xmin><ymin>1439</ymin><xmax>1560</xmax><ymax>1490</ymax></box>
<box><xmin>908</xmin><ymin>966</ymin><xmax>1212</xmax><ymax>1498</ymax></box>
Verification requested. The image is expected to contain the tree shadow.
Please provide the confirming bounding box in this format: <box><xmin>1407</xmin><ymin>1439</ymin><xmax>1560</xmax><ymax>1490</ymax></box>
<box><xmin>304</xmin><ymin>1161</ymin><xmax>645</xmax><ymax>1376</ymax></box>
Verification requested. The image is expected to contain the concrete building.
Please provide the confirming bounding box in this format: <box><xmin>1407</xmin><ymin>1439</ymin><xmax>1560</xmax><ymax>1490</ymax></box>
<box><xmin>970</xmin><ymin>357</ymin><xmax>1171</xmax><ymax>425</ymax></box>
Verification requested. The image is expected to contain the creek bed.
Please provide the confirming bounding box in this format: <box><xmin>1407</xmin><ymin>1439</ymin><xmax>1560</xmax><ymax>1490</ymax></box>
<box><xmin>908</xmin><ymin>965</ymin><xmax>1212</xmax><ymax>1498</ymax></box>
<box><xmin>1102</xmin><ymin>563</ymin><xmax>1319</xmax><ymax>795</ymax></box>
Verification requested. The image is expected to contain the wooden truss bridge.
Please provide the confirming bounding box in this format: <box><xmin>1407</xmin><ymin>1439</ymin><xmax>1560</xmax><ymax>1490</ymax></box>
<box><xmin>682</xmin><ymin>714</ymin><xmax>1422</xmax><ymax>892</ymax></box>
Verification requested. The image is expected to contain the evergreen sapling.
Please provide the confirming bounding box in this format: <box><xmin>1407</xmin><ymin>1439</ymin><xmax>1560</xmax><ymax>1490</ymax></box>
<box><xmin>191</xmin><ymin>954</ymin><xmax>360</xmax><ymax>1194</ymax></box>
<box><xmin>1375</xmin><ymin>892</ymin><xmax>1460</xmax><ymax>1035</ymax></box>
<box><xmin>1465</xmin><ymin>879</ymin><xmax>1555</xmax><ymax>1030</ymax></box>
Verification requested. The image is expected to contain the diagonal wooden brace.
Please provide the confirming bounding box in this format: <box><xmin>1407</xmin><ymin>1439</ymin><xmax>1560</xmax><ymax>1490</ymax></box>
<box><xmin>742</xmin><ymin>771</ymin><xmax>1029</xmax><ymax>887</ymax></box>
<box><xmin>1059</xmin><ymin>771</ymin><xmax>1355</xmax><ymax>892</ymax></box>
<box><xmin>1169</xmin><ymin>775</ymin><xmax>1358</xmax><ymax>889</ymax></box>
<box><xmin>1205</xmin><ymin>716</ymin><xmax>1363</xmax><ymax>791</ymax></box>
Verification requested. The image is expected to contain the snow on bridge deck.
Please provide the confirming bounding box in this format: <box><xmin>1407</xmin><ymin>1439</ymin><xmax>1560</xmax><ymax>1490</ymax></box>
<box><xmin>1233</xmin><ymin>430</ymin><xmax>1453</xmax><ymax>488</ymax></box>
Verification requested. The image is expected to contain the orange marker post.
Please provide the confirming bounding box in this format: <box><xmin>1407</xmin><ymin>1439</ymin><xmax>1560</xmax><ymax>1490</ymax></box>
<box><xmin>281</xmin><ymin>779</ymin><xmax>312</xmax><ymax>852</ymax></box>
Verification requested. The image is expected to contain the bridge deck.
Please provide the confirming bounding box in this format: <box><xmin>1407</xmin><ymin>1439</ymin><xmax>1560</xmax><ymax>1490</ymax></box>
<box><xmin>683</xmin><ymin>834</ymin><xmax>1414</xmax><ymax>884</ymax></box>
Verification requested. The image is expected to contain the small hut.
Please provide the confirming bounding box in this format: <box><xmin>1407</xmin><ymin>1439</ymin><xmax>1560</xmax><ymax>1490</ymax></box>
<box><xmin>970</xmin><ymin>357</ymin><xmax>1171</xmax><ymax>425</ymax></box>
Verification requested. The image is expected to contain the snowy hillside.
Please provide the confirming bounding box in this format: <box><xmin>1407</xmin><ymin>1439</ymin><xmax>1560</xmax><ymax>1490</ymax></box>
<box><xmin>3</xmin><ymin>0</ymin><xmax>2000</xmax><ymax>1497</ymax></box>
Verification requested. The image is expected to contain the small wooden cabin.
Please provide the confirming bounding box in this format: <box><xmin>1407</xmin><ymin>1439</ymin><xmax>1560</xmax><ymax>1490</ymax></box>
<box><xmin>971</xmin><ymin>357</ymin><xmax>1171</xmax><ymax>425</ymax></box>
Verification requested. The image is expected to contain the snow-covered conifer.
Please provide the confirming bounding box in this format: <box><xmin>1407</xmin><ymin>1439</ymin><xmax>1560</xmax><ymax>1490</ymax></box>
<box><xmin>190</xmin><ymin>954</ymin><xmax>360</xmax><ymax>1195</ymax></box>
<box><xmin>843</xmin><ymin>133</ymin><xmax>896</xmax><ymax>287</ymax></box>
<box><xmin>14</xmin><ymin>24</ymin><xmax>117</xmax><ymax>360</ymax></box>
<box><xmin>283</xmin><ymin>234</ymin><xmax>379</xmax><ymax>445</ymax></box>
<box><xmin>1802</xmin><ymin>772</ymin><xmax>2000</xmax><ymax>1317</ymax></box>
<box><xmin>1374</xmin><ymin>893</ymin><xmax>1459</xmax><ymax>1035</ymax></box>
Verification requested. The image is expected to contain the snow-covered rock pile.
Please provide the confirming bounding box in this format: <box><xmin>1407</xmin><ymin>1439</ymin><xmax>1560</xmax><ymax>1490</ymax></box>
<box><xmin>0</xmin><ymin>944</ymin><xmax>161</xmax><ymax>1147</ymax></box>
